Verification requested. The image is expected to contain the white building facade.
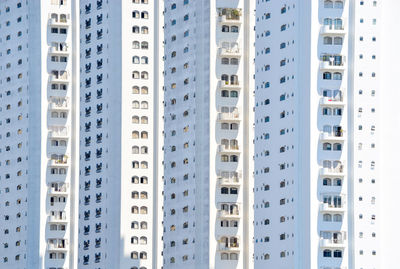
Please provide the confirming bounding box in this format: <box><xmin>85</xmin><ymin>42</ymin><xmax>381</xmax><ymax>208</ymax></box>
<box><xmin>0</xmin><ymin>0</ymin><xmax>163</xmax><ymax>268</ymax></box>
<box><xmin>0</xmin><ymin>0</ymin><xmax>80</xmax><ymax>268</ymax></box>
<box><xmin>254</xmin><ymin>0</ymin><xmax>400</xmax><ymax>269</ymax></box>
<box><xmin>78</xmin><ymin>0</ymin><xmax>163</xmax><ymax>268</ymax></box>
<box><xmin>161</xmin><ymin>0</ymin><xmax>254</xmax><ymax>268</ymax></box>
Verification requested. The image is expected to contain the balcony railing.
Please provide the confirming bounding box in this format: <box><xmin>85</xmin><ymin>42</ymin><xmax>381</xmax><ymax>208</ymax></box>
<box><xmin>218</xmin><ymin>144</ymin><xmax>240</xmax><ymax>154</ymax></box>
<box><xmin>47</xmin><ymin>242</ymin><xmax>67</xmax><ymax>250</ymax></box>
<box><xmin>320</xmin><ymin>96</ymin><xmax>345</xmax><ymax>106</ymax></box>
<box><xmin>50</xmin><ymin>100</ymin><xmax>69</xmax><ymax>110</ymax></box>
<box><xmin>49</xmin><ymin>127</ymin><xmax>69</xmax><ymax>138</ymax></box>
<box><xmin>219</xmin><ymin>47</ymin><xmax>241</xmax><ymax>57</ymax></box>
<box><xmin>50</xmin><ymin>155</ymin><xmax>68</xmax><ymax>166</ymax></box>
<box><xmin>50</xmin><ymin>47</ymin><xmax>69</xmax><ymax>54</ymax></box>
<box><xmin>218</xmin><ymin>210</ymin><xmax>240</xmax><ymax>219</ymax></box>
<box><xmin>219</xmin><ymin>80</ymin><xmax>241</xmax><ymax>90</ymax></box>
<box><xmin>48</xmin><ymin>215</ymin><xmax>67</xmax><ymax>222</ymax></box>
<box><xmin>319</xmin><ymin>238</ymin><xmax>346</xmax><ymax>248</ymax></box>
<box><xmin>50</xmin><ymin>74</ymin><xmax>69</xmax><ymax>82</ymax></box>
<box><xmin>49</xmin><ymin>18</ymin><xmax>70</xmax><ymax>26</ymax></box>
<box><xmin>320</xmin><ymin>131</ymin><xmax>344</xmax><ymax>141</ymax></box>
<box><xmin>218</xmin><ymin>244</ymin><xmax>240</xmax><ymax>251</ymax></box>
<box><xmin>319</xmin><ymin>164</ymin><xmax>344</xmax><ymax>176</ymax></box>
<box><xmin>319</xmin><ymin>60</ymin><xmax>345</xmax><ymax>70</ymax></box>
<box><xmin>321</xmin><ymin>24</ymin><xmax>346</xmax><ymax>34</ymax></box>
<box><xmin>217</xmin><ymin>112</ymin><xmax>240</xmax><ymax>122</ymax></box>
<box><xmin>319</xmin><ymin>202</ymin><xmax>345</xmax><ymax>212</ymax></box>
<box><xmin>49</xmin><ymin>185</ymin><xmax>68</xmax><ymax>194</ymax></box>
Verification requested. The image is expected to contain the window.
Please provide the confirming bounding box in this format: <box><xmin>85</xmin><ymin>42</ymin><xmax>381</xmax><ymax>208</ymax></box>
<box><xmin>323</xmin><ymin>249</ymin><xmax>332</xmax><ymax>257</ymax></box>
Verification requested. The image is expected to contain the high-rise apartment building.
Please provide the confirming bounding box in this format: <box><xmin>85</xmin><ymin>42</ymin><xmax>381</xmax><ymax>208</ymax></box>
<box><xmin>0</xmin><ymin>0</ymin><xmax>80</xmax><ymax>268</ymax></box>
<box><xmin>0</xmin><ymin>0</ymin><xmax>163</xmax><ymax>268</ymax></box>
<box><xmin>2</xmin><ymin>0</ymin><xmax>400</xmax><ymax>269</ymax></box>
<box><xmin>161</xmin><ymin>0</ymin><xmax>254</xmax><ymax>268</ymax></box>
<box><xmin>0</xmin><ymin>1</ymin><xmax>34</xmax><ymax>267</ymax></box>
<box><xmin>78</xmin><ymin>0</ymin><xmax>163</xmax><ymax>268</ymax></box>
<box><xmin>254</xmin><ymin>0</ymin><xmax>400</xmax><ymax>268</ymax></box>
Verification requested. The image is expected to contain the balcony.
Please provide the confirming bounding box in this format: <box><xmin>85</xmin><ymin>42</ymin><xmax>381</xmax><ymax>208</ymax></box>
<box><xmin>50</xmin><ymin>74</ymin><xmax>69</xmax><ymax>83</ymax></box>
<box><xmin>218</xmin><ymin>177</ymin><xmax>240</xmax><ymax>186</ymax></box>
<box><xmin>218</xmin><ymin>244</ymin><xmax>240</xmax><ymax>252</ymax></box>
<box><xmin>49</xmin><ymin>128</ymin><xmax>69</xmax><ymax>138</ymax></box>
<box><xmin>219</xmin><ymin>47</ymin><xmax>241</xmax><ymax>58</ymax></box>
<box><xmin>320</xmin><ymin>96</ymin><xmax>345</xmax><ymax>107</ymax></box>
<box><xmin>50</xmin><ymin>100</ymin><xmax>69</xmax><ymax>110</ymax></box>
<box><xmin>218</xmin><ymin>172</ymin><xmax>241</xmax><ymax>186</ymax></box>
<box><xmin>320</xmin><ymin>132</ymin><xmax>344</xmax><ymax>142</ymax></box>
<box><xmin>48</xmin><ymin>215</ymin><xmax>68</xmax><ymax>223</ymax></box>
<box><xmin>219</xmin><ymin>80</ymin><xmax>241</xmax><ymax>90</ymax></box>
<box><xmin>319</xmin><ymin>166</ymin><xmax>344</xmax><ymax>177</ymax></box>
<box><xmin>48</xmin><ymin>116</ymin><xmax>68</xmax><ymax>127</ymax></box>
<box><xmin>47</xmin><ymin>243</ymin><xmax>67</xmax><ymax>251</ymax></box>
<box><xmin>49</xmin><ymin>18</ymin><xmax>70</xmax><ymax>27</ymax></box>
<box><xmin>50</xmin><ymin>157</ymin><xmax>69</xmax><ymax>167</ymax></box>
<box><xmin>45</xmin><ymin>259</ymin><xmax>67</xmax><ymax>268</ymax></box>
<box><xmin>217</xmin><ymin>210</ymin><xmax>240</xmax><ymax>219</ymax></box>
<box><xmin>217</xmin><ymin>145</ymin><xmax>240</xmax><ymax>154</ymax></box>
<box><xmin>319</xmin><ymin>202</ymin><xmax>345</xmax><ymax>213</ymax></box>
<box><xmin>217</xmin><ymin>112</ymin><xmax>240</xmax><ymax>122</ymax></box>
<box><xmin>319</xmin><ymin>238</ymin><xmax>346</xmax><ymax>248</ymax></box>
<box><xmin>218</xmin><ymin>8</ymin><xmax>242</xmax><ymax>25</ymax></box>
<box><xmin>48</xmin><ymin>186</ymin><xmax>68</xmax><ymax>195</ymax></box>
<box><xmin>319</xmin><ymin>60</ymin><xmax>345</xmax><ymax>71</ymax></box>
<box><xmin>321</xmin><ymin>24</ymin><xmax>346</xmax><ymax>35</ymax></box>
<box><xmin>50</xmin><ymin>47</ymin><xmax>69</xmax><ymax>55</ymax></box>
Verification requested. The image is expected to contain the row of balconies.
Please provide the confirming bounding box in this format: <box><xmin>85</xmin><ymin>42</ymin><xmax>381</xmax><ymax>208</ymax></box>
<box><xmin>319</xmin><ymin>7</ymin><xmax>347</xmax><ymax>255</ymax></box>
<box><xmin>216</xmin><ymin>8</ymin><xmax>242</xmax><ymax>255</ymax></box>
<box><xmin>47</xmin><ymin>11</ymin><xmax>70</xmax><ymax>264</ymax></box>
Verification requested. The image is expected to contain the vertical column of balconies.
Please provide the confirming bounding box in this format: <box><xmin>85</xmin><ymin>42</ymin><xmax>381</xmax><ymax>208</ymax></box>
<box><xmin>317</xmin><ymin>1</ymin><xmax>348</xmax><ymax>269</ymax></box>
<box><xmin>46</xmin><ymin>8</ymin><xmax>71</xmax><ymax>269</ymax></box>
<box><xmin>215</xmin><ymin>7</ymin><xmax>243</xmax><ymax>266</ymax></box>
